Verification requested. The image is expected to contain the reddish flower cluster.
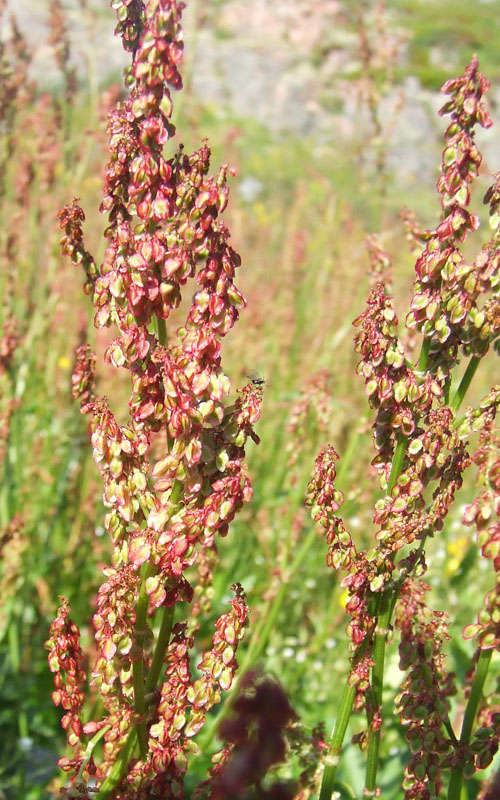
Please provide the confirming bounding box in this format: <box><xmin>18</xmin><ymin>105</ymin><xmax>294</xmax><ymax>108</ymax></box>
<box><xmin>307</xmin><ymin>446</ymin><xmax>358</xmax><ymax>574</ymax></box>
<box><xmin>46</xmin><ymin>598</ymin><xmax>88</xmax><ymax>777</ymax></box>
<box><xmin>122</xmin><ymin>585</ymin><xmax>249</xmax><ymax>797</ymax></box>
<box><xmin>354</xmin><ymin>283</ymin><xmax>441</xmax><ymax>479</ymax></box>
<box><xmin>395</xmin><ymin>580</ymin><xmax>455</xmax><ymax>800</ymax></box>
<box><xmin>306</xmin><ymin>447</ymin><xmax>374</xmax><ymax>711</ymax></box>
<box><xmin>407</xmin><ymin>58</ymin><xmax>500</xmax><ymax>381</ymax></box>
<box><xmin>58</xmin><ymin>201</ymin><xmax>98</xmax><ymax>295</ymax></box>
<box><xmin>462</xmin><ymin>387</ymin><xmax>500</xmax><ymax>648</ymax></box>
<box><xmin>308</xmin><ymin>58</ymin><xmax>500</xmax><ymax>799</ymax></box>
<box><xmin>71</xmin><ymin>343</ymin><xmax>96</xmax><ymax>409</ymax></box>
<box><xmin>374</xmin><ymin>405</ymin><xmax>471</xmax><ymax>556</ymax></box>
<box><xmin>48</xmin><ymin>1</ymin><xmax>263</xmax><ymax>796</ymax></box>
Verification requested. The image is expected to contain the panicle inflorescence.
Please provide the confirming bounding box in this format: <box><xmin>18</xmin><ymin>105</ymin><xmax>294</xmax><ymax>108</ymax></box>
<box><xmin>306</xmin><ymin>446</ymin><xmax>375</xmax><ymax>713</ymax></box>
<box><xmin>395</xmin><ymin>580</ymin><xmax>455</xmax><ymax>800</ymax></box>
<box><xmin>72</xmin><ymin>343</ymin><xmax>97</xmax><ymax>409</ymax></box>
<box><xmin>48</xmin><ymin>1</ymin><xmax>263</xmax><ymax>796</ymax></box>
<box><xmin>462</xmin><ymin>387</ymin><xmax>500</xmax><ymax>649</ymax></box>
<box><xmin>0</xmin><ymin>1</ymin><xmax>34</xmax><ymax>198</ymax></box>
<box><xmin>46</xmin><ymin>598</ymin><xmax>88</xmax><ymax>777</ymax></box>
<box><xmin>373</xmin><ymin>405</ymin><xmax>471</xmax><ymax>556</ymax></box>
<box><xmin>354</xmin><ymin>283</ymin><xmax>441</xmax><ymax>480</ymax></box>
<box><xmin>307</xmin><ymin>446</ymin><xmax>358</xmax><ymax>573</ymax></box>
<box><xmin>59</xmin><ymin>200</ymin><xmax>99</xmax><ymax>295</ymax></box>
<box><xmin>309</xmin><ymin>56</ymin><xmax>500</xmax><ymax>799</ymax></box>
<box><xmin>407</xmin><ymin>58</ymin><xmax>500</xmax><ymax>386</ymax></box>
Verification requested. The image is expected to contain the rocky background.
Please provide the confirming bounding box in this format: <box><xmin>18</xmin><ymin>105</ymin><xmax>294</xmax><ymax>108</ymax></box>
<box><xmin>3</xmin><ymin>0</ymin><xmax>500</xmax><ymax>188</ymax></box>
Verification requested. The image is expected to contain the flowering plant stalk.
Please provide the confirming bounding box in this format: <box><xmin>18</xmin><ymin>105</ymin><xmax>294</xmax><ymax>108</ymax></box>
<box><xmin>46</xmin><ymin>1</ymin><xmax>264</xmax><ymax>797</ymax></box>
<box><xmin>307</xmin><ymin>58</ymin><xmax>500</xmax><ymax>799</ymax></box>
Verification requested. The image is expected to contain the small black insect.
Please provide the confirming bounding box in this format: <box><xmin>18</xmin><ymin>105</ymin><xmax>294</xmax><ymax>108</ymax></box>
<box><xmin>246</xmin><ymin>369</ymin><xmax>266</xmax><ymax>387</ymax></box>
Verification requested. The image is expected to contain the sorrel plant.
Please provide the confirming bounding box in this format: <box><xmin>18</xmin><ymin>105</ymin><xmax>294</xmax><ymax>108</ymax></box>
<box><xmin>46</xmin><ymin>1</ymin><xmax>267</xmax><ymax>797</ymax></box>
<box><xmin>306</xmin><ymin>58</ymin><xmax>500</xmax><ymax>799</ymax></box>
<box><xmin>28</xmin><ymin>2</ymin><xmax>500</xmax><ymax>798</ymax></box>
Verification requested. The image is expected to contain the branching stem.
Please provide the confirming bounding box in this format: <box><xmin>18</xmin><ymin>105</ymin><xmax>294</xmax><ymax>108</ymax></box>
<box><xmin>133</xmin><ymin>561</ymin><xmax>156</xmax><ymax>759</ymax></box>
<box><xmin>94</xmin><ymin>730</ymin><xmax>135</xmax><ymax>800</ymax></box>
<box><xmin>319</xmin><ymin>335</ymin><xmax>482</xmax><ymax>798</ymax></box>
<box><xmin>451</xmin><ymin>356</ymin><xmax>480</xmax><ymax>413</ymax></box>
<box><xmin>146</xmin><ymin>604</ymin><xmax>175</xmax><ymax>694</ymax></box>
<box><xmin>448</xmin><ymin>648</ymin><xmax>492</xmax><ymax>800</ymax></box>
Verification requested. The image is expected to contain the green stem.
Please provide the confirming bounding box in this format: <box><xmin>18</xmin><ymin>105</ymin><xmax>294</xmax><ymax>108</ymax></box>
<box><xmin>365</xmin><ymin>595</ymin><xmax>391</xmax><ymax>793</ymax></box>
<box><xmin>450</xmin><ymin>356</ymin><xmax>481</xmax><ymax>413</ymax></box>
<box><xmin>94</xmin><ymin>730</ymin><xmax>136</xmax><ymax>800</ymax></box>
<box><xmin>319</xmin><ymin>682</ymin><xmax>357</xmax><ymax>800</ymax></box>
<box><xmin>79</xmin><ymin>725</ymin><xmax>111</xmax><ymax>779</ymax></box>
<box><xmin>388</xmin><ymin>432</ymin><xmax>407</xmax><ymax>494</ymax></box>
<box><xmin>133</xmin><ymin>562</ymin><xmax>156</xmax><ymax>760</ymax></box>
<box><xmin>318</xmin><ymin>429</ymin><xmax>410</xmax><ymax>799</ymax></box>
<box><xmin>8</xmin><ymin>620</ymin><xmax>20</xmax><ymax>672</ymax></box>
<box><xmin>156</xmin><ymin>316</ymin><xmax>167</xmax><ymax>347</ymax></box>
<box><xmin>444</xmin><ymin>718</ymin><xmax>459</xmax><ymax>746</ymax></box>
<box><xmin>461</xmin><ymin>648</ymin><xmax>492</xmax><ymax>742</ymax></box>
<box><xmin>448</xmin><ymin>648</ymin><xmax>492</xmax><ymax>800</ymax></box>
<box><xmin>132</xmin><ymin>481</ymin><xmax>183</xmax><ymax>756</ymax></box>
<box><xmin>145</xmin><ymin>604</ymin><xmax>175</xmax><ymax>694</ymax></box>
<box><xmin>417</xmin><ymin>336</ymin><xmax>431</xmax><ymax>373</ymax></box>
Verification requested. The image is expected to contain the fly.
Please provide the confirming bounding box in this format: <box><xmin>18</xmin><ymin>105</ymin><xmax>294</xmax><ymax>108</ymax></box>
<box><xmin>246</xmin><ymin>370</ymin><xmax>266</xmax><ymax>386</ymax></box>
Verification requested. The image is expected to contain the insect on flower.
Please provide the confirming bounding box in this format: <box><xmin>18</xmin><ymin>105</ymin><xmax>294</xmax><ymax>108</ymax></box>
<box><xmin>246</xmin><ymin>370</ymin><xmax>266</xmax><ymax>386</ymax></box>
